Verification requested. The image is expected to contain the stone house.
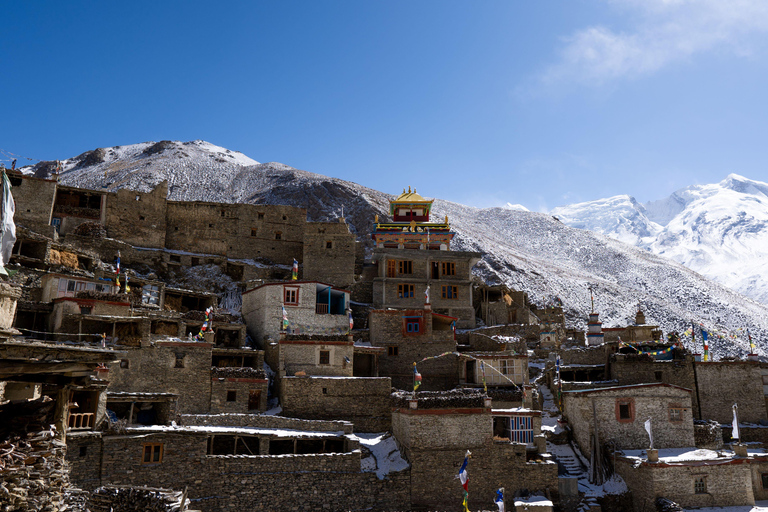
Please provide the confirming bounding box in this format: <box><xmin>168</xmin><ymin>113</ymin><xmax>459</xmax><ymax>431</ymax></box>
<box><xmin>369</xmin><ymin>306</ymin><xmax>458</xmax><ymax>391</ymax></box>
<box><xmin>242</xmin><ymin>280</ymin><xmax>351</xmax><ymax>347</ymax></box>
<box><xmin>12</xmin><ymin>176</ymin><xmax>358</xmax><ymax>272</ymax></box>
<box><xmin>368</xmin><ymin>188</ymin><xmax>481</xmax><ymax>328</ymax></box>
<box><xmin>66</xmin><ymin>424</ymin><xmax>410</xmax><ymax>511</ymax></box>
<box><xmin>614</xmin><ymin>447</ymin><xmax>768</xmax><ymax>510</ymax></box>
<box><xmin>609</xmin><ymin>351</ymin><xmax>767</xmax><ymax>424</ymax></box>
<box><xmin>391</xmin><ymin>390</ymin><xmax>557</xmax><ymax>511</ymax></box>
<box><xmin>696</xmin><ymin>361</ymin><xmax>767</xmax><ymax>424</ymax></box>
<box><xmin>459</xmin><ymin>352</ymin><xmax>529</xmax><ymax>388</ymax></box>
<box><xmin>563</xmin><ymin>383</ymin><xmax>696</xmax><ymax>456</ymax></box>
<box><xmin>264</xmin><ymin>333</ymin><xmax>389</xmax><ymax>432</ymax></box>
<box><xmin>107</xmin><ymin>340</ymin><xmax>268</xmax><ymax>414</ymax></box>
<box><xmin>474</xmin><ymin>285</ymin><xmax>538</xmax><ymax>326</ymax></box>
<box><xmin>371</xmin><ymin>248</ymin><xmax>480</xmax><ymax>327</ymax></box>
<box><xmin>4</xmin><ymin>170</ymin><xmax>58</xmax><ymax>236</ymax></box>
<box><xmin>302</xmin><ymin>218</ymin><xmax>358</xmax><ymax>289</ymax></box>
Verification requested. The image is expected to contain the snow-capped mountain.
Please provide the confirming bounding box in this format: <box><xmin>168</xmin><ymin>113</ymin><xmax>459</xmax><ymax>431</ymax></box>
<box><xmin>551</xmin><ymin>174</ymin><xmax>768</xmax><ymax>306</ymax></box>
<box><xmin>22</xmin><ymin>144</ymin><xmax>768</xmax><ymax>359</ymax></box>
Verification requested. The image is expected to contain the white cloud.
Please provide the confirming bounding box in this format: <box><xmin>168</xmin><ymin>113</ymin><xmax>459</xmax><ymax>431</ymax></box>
<box><xmin>540</xmin><ymin>0</ymin><xmax>768</xmax><ymax>87</ymax></box>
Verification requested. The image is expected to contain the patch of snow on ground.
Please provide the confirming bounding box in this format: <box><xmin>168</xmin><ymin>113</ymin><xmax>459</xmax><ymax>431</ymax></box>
<box><xmin>684</xmin><ymin>502</ymin><xmax>768</xmax><ymax>511</ymax></box>
<box><xmin>351</xmin><ymin>433</ymin><xmax>409</xmax><ymax>479</ymax></box>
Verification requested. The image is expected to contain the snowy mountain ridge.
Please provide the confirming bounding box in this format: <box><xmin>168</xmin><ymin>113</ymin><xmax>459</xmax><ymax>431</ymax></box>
<box><xmin>551</xmin><ymin>174</ymin><xmax>768</xmax><ymax>305</ymax></box>
<box><xmin>22</xmin><ymin>143</ymin><xmax>768</xmax><ymax>360</ymax></box>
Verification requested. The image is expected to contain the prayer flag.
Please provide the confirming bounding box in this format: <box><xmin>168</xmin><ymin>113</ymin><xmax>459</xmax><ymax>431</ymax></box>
<box><xmin>462</xmin><ymin>491</ymin><xmax>470</xmax><ymax>512</ymax></box>
<box><xmin>644</xmin><ymin>418</ymin><xmax>653</xmax><ymax>449</ymax></box>
<box><xmin>115</xmin><ymin>251</ymin><xmax>120</xmax><ymax>274</ymax></box>
<box><xmin>702</xmin><ymin>329</ymin><xmax>709</xmax><ymax>362</ymax></box>
<box><xmin>495</xmin><ymin>488</ymin><xmax>505</xmax><ymax>512</ymax></box>
<box><xmin>425</xmin><ymin>285</ymin><xmax>430</xmax><ymax>304</ymax></box>
<box><xmin>349</xmin><ymin>311</ymin><xmax>354</xmax><ymax>332</ymax></box>
<box><xmin>748</xmin><ymin>329</ymin><xmax>755</xmax><ymax>353</ymax></box>
<box><xmin>125</xmin><ymin>274</ymin><xmax>130</xmax><ymax>293</ymax></box>
<box><xmin>292</xmin><ymin>259</ymin><xmax>298</xmax><ymax>280</ymax></box>
<box><xmin>0</xmin><ymin>171</ymin><xmax>16</xmax><ymax>272</ymax></box>
<box><xmin>458</xmin><ymin>450</ymin><xmax>470</xmax><ymax>492</ymax></box>
<box><xmin>282</xmin><ymin>306</ymin><xmax>289</xmax><ymax>331</ymax></box>
<box><xmin>732</xmin><ymin>404</ymin><xmax>740</xmax><ymax>441</ymax></box>
<box><xmin>413</xmin><ymin>364</ymin><xmax>422</xmax><ymax>391</ymax></box>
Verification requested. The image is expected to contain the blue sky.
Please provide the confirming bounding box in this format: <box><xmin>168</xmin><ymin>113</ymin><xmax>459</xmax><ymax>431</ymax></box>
<box><xmin>2</xmin><ymin>1</ymin><xmax>768</xmax><ymax>211</ymax></box>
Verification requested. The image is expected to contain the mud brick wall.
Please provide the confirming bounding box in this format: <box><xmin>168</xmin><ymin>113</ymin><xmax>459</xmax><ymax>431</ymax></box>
<box><xmin>107</xmin><ymin>342</ymin><xmax>213</xmax><ymax>414</ymax></box>
<box><xmin>280</xmin><ymin>376</ymin><xmax>392</xmax><ymax>432</ymax></box>
<box><xmin>563</xmin><ymin>385</ymin><xmax>695</xmax><ymax>454</ymax></box>
<box><xmin>209</xmin><ymin>377</ymin><xmax>268</xmax><ymax>413</ymax></box>
<box><xmin>302</xmin><ymin>220</ymin><xmax>357</xmax><ymax>289</ymax></box>
<box><xmin>369</xmin><ymin>309</ymin><xmax>458</xmax><ymax>391</ymax></box>
<box><xmin>179</xmin><ymin>413</ymin><xmax>354</xmax><ymax>433</ymax></box>
<box><xmin>615</xmin><ymin>456</ymin><xmax>754</xmax><ymax>510</ymax></box>
<box><xmin>105</xmin><ymin>182</ymin><xmax>168</xmax><ymax>249</ymax></box>
<box><xmin>695</xmin><ymin>362</ymin><xmax>767</xmax><ymax>424</ymax></box>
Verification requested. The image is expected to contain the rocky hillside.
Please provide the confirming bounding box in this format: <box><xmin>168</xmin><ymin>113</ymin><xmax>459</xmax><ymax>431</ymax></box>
<box><xmin>24</xmin><ymin>141</ymin><xmax>768</xmax><ymax>359</ymax></box>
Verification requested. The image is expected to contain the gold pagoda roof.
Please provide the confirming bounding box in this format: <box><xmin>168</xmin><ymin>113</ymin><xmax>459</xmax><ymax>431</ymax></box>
<box><xmin>392</xmin><ymin>186</ymin><xmax>433</xmax><ymax>204</ymax></box>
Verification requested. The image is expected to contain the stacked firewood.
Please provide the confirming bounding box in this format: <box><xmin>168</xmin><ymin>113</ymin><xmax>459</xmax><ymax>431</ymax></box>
<box><xmin>0</xmin><ymin>399</ymin><xmax>71</xmax><ymax>512</ymax></box>
<box><xmin>87</xmin><ymin>486</ymin><xmax>188</xmax><ymax>512</ymax></box>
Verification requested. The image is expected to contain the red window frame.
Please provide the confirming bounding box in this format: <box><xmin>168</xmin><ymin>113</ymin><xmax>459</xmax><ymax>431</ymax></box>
<box><xmin>615</xmin><ymin>398</ymin><xmax>635</xmax><ymax>423</ymax></box>
<box><xmin>284</xmin><ymin>286</ymin><xmax>299</xmax><ymax>305</ymax></box>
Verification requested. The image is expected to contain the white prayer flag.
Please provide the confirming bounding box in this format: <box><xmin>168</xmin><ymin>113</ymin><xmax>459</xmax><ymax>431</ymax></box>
<box><xmin>644</xmin><ymin>418</ymin><xmax>653</xmax><ymax>449</ymax></box>
<box><xmin>0</xmin><ymin>171</ymin><xmax>16</xmax><ymax>270</ymax></box>
<box><xmin>732</xmin><ymin>404</ymin><xmax>740</xmax><ymax>441</ymax></box>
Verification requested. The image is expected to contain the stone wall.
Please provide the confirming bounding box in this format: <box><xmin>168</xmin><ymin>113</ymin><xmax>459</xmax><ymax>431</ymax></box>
<box><xmin>10</xmin><ymin>173</ymin><xmax>57</xmax><ymax>235</ymax></box>
<box><xmin>279</xmin><ymin>376</ymin><xmax>392</xmax><ymax>432</ymax></box>
<box><xmin>560</xmin><ymin>345</ymin><xmax>610</xmax><ymax>366</ymax></box>
<box><xmin>369</xmin><ymin>309</ymin><xmax>458</xmax><ymax>391</ymax></box>
<box><xmin>107</xmin><ymin>341</ymin><xmax>213</xmax><ymax>414</ymax></box>
<box><xmin>302</xmin><ymin>220</ymin><xmax>357</xmax><ymax>288</ymax></box>
<box><xmin>696</xmin><ymin>362</ymin><xmax>766</xmax><ymax>424</ymax></box>
<box><xmin>392</xmin><ymin>405</ymin><xmax>558</xmax><ymax>511</ymax></box>
<box><xmin>615</xmin><ymin>456</ymin><xmax>755</xmax><ymax>510</ymax></box>
<box><xmin>370</xmin><ymin>248</ymin><xmax>481</xmax><ymax>328</ymax></box>
<box><xmin>749</xmin><ymin>460</ymin><xmax>768</xmax><ymax>501</ymax></box>
<box><xmin>105</xmin><ymin>182</ymin><xmax>168</xmax><ymax>249</ymax></box>
<box><xmin>165</xmin><ymin>202</ymin><xmax>305</xmax><ymax>264</ymax></box>
<box><xmin>179</xmin><ymin>413</ymin><xmax>354</xmax><ymax>433</ymax></box>
<box><xmin>66</xmin><ymin>431</ymin><xmax>411</xmax><ymax>512</ymax></box>
<box><xmin>467</xmin><ymin>324</ymin><xmax>540</xmax><ymax>351</ymax></box>
<box><xmin>242</xmin><ymin>282</ymin><xmax>350</xmax><ymax>346</ymax></box>
<box><xmin>209</xmin><ymin>375</ymin><xmax>268</xmax><ymax>413</ymax></box>
<box><xmin>610</xmin><ymin>354</ymin><xmax>698</xmax><ymax>416</ymax></box>
<box><xmin>563</xmin><ymin>384</ymin><xmax>695</xmax><ymax>454</ymax></box>
<box><xmin>278</xmin><ymin>339</ymin><xmax>355</xmax><ymax>377</ymax></box>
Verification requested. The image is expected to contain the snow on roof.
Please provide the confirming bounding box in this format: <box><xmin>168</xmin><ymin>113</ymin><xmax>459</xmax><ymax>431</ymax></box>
<box><xmin>126</xmin><ymin>425</ymin><xmax>347</xmax><ymax>438</ymax></box>
<box><xmin>514</xmin><ymin>496</ymin><xmax>553</xmax><ymax>507</ymax></box>
<box><xmin>562</xmin><ymin>382</ymin><xmax>692</xmax><ymax>395</ymax></box>
<box><xmin>350</xmin><ymin>433</ymin><xmax>409</xmax><ymax>479</ymax></box>
<box><xmin>620</xmin><ymin>447</ymin><xmax>768</xmax><ymax>465</ymax></box>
